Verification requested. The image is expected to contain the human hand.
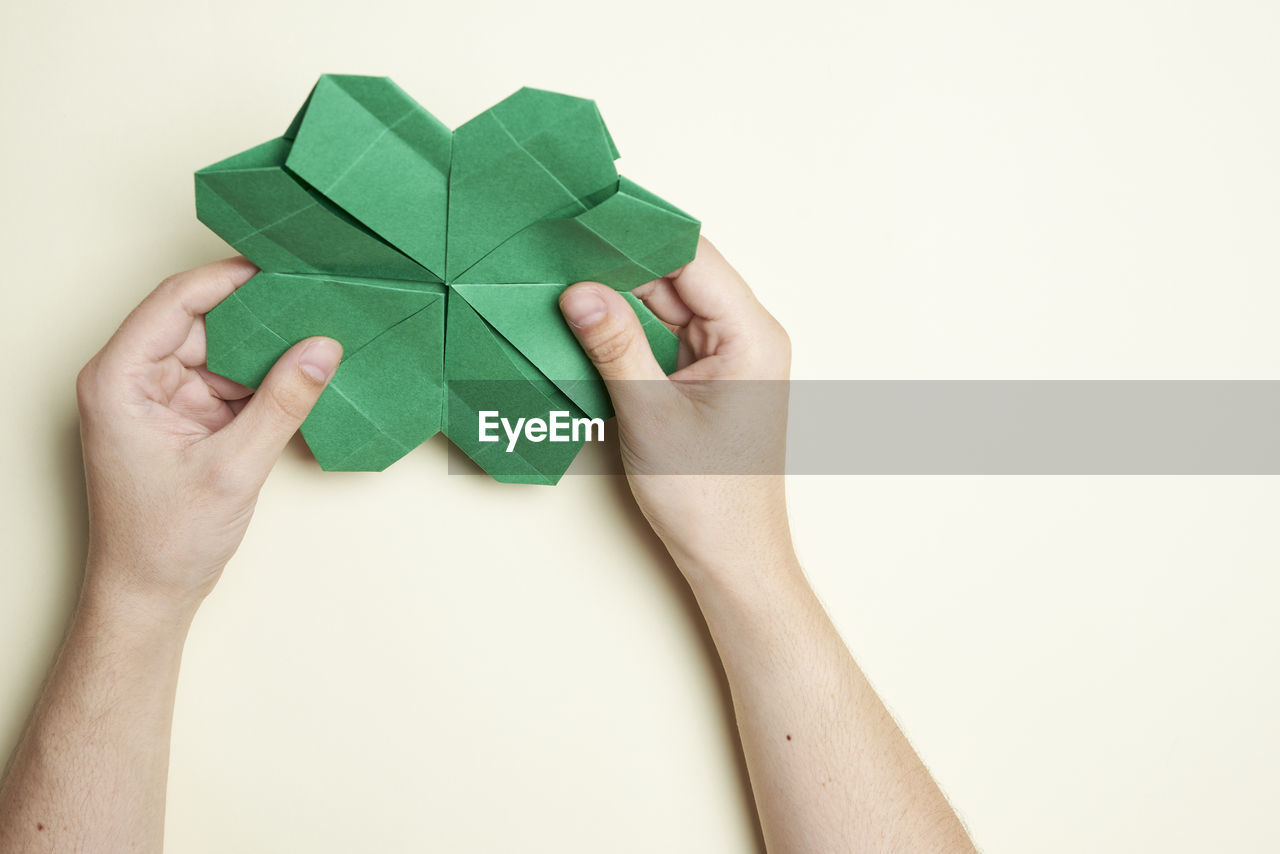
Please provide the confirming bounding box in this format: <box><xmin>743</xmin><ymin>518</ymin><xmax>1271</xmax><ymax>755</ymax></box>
<box><xmin>76</xmin><ymin>258</ymin><xmax>342</xmax><ymax>618</ymax></box>
<box><xmin>558</xmin><ymin>238</ymin><xmax>793</xmax><ymax>582</ymax></box>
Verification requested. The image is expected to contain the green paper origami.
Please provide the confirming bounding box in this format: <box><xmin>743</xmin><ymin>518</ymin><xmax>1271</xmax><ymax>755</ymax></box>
<box><xmin>196</xmin><ymin>75</ymin><xmax>699</xmax><ymax>484</ymax></box>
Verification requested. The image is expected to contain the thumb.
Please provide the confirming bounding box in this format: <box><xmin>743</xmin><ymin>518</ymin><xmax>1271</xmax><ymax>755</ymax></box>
<box><xmin>560</xmin><ymin>283</ymin><xmax>668</xmax><ymax>390</ymax></box>
<box><xmin>217</xmin><ymin>336</ymin><xmax>342</xmax><ymax>476</ymax></box>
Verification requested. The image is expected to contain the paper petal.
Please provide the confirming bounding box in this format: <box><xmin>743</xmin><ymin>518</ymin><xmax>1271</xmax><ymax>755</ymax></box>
<box><xmin>286</xmin><ymin>75</ymin><xmax>452</xmax><ymax>279</ymax></box>
<box><xmin>206</xmin><ymin>272</ymin><xmax>445</xmax><ymax>471</ymax></box>
<box><xmin>453</xmin><ymin>283</ymin><xmax>677</xmax><ymax>419</ymax></box>
<box><xmin>446</xmin><ymin>88</ymin><xmax>619</xmax><ymax>281</ymax></box>
<box><xmin>452</xmin><ymin>177</ymin><xmax>699</xmax><ymax>288</ymax></box>
<box><xmin>196</xmin><ymin>138</ymin><xmax>435</xmax><ymax>281</ymax></box>
<box><xmin>443</xmin><ymin>293</ymin><xmax>588</xmax><ymax>485</ymax></box>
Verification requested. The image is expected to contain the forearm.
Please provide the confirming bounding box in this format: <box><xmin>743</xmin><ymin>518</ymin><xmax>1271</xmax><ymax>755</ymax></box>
<box><xmin>0</xmin><ymin>567</ymin><xmax>194</xmax><ymax>853</ymax></box>
<box><xmin>682</xmin><ymin>548</ymin><xmax>973</xmax><ymax>854</ymax></box>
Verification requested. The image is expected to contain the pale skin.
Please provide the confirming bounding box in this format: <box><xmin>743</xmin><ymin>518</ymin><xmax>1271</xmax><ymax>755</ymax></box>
<box><xmin>0</xmin><ymin>239</ymin><xmax>974</xmax><ymax>853</ymax></box>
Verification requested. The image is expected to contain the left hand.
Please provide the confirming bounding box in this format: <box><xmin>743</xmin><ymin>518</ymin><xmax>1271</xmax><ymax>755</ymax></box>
<box><xmin>76</xmin><ymin>258</ymin><xmax>342</xmax><ymax>618</ymax></box>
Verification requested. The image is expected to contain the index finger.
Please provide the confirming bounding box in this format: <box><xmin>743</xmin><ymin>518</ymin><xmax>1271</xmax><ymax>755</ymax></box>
<box><xmin>111</xmin><ymin>257</ymin><xmax>258</xmax><ymax>363</ymax></box>
<box><xmin>661</xmin><ymin>236</ymin><xmax>762</xmax><ymax>324</ymax></box>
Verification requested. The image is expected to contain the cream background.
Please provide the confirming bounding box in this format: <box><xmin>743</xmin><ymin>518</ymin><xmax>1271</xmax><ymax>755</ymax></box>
<box><xmin>2</xmin><ymin>1</ymin><xmax>1278</xmax><ymax>851</ymax></box>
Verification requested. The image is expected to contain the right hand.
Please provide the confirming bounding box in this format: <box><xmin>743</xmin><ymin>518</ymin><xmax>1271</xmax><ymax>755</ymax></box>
<box><xmin>558</xmin><ymin>237</ymin><xmax>793</xmax><ymax>581</ymax></box>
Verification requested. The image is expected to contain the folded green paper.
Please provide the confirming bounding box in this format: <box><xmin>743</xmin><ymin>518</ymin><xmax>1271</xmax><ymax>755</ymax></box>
<box><xmin>196</xmin><ymin>75</ymin><xmax>699</xmax><ymax>484</ymax></box>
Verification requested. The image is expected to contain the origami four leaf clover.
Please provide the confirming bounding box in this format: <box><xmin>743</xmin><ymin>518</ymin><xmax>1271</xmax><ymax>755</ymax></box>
<box><xmin>196</xmin><ymin>74</ymin><xmax>699</xmax><ymax>484</ymax></box>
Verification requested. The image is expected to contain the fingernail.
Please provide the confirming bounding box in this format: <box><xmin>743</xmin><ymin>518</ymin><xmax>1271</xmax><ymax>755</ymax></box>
<box><xmin>300</xmin><ymin>338</ymin><xmax>342</xmax><ymax>382</ymax></box>
<box><xmin>560</xmin><ymin>287</ymin><xmax>608</xmax><ymax>328</ymax></box>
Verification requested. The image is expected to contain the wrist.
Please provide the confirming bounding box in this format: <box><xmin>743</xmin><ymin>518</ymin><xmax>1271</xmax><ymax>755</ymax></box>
<box><xmin>661</xmin><ymin>500</ymin><xmax>797</xmax><ymax>589</ymax></box>
<box><xmin>79</xmin><ymin>558</ymin><xmax>204</xmax><ymax>636</ymax></box>
<box><xmin>640</xmin><ymin>474</ymin><xmax>794</xmax><ymax>582</ymax></box>
<box><xmin>671</xmin><ymin>539</ymin><xmax>804</xmax><ymax>599</ymax></box>
<box><xmin>672</xmin><ymin>544</ymin><xmax>816</xmax><ymax>643</ymax></box>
